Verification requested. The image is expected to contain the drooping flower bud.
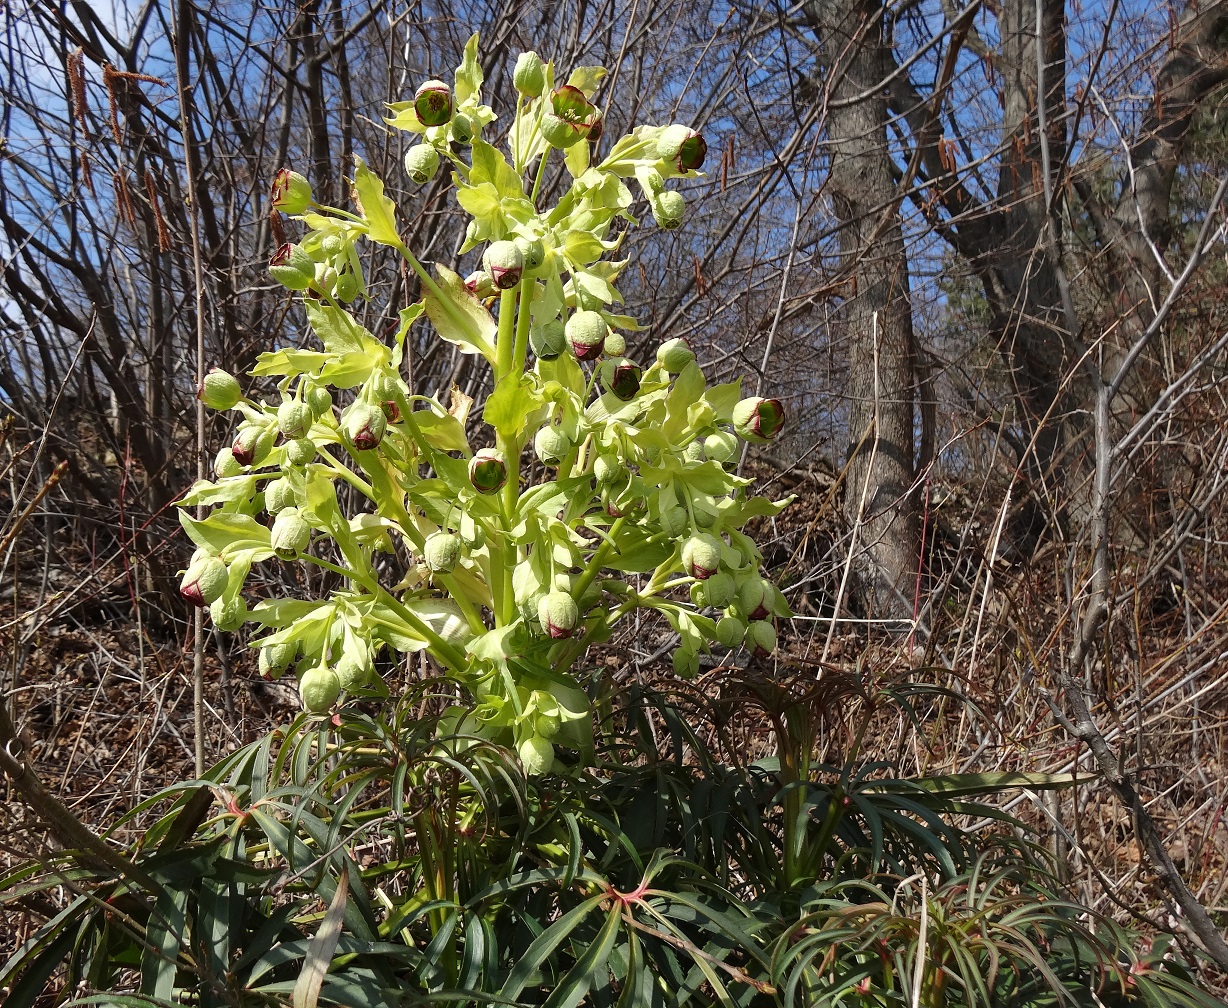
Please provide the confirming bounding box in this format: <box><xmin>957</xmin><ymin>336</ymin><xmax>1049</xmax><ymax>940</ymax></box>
<box><xmin>198</xmin><ymin>368</ymin><xmax>241</xmax><ymax>411</ymax></box>
<box><xmin>270</xmin><ymin>168</ymin><xmax>312</xmax><ymax>215</ymax></box>
<box><xmin>277</xmin><ymin>399</ymin><xmax>312</xmax><ymax>439</ymax></box>
<box><xmin>214</xmin><ymin>447</ymin><xmax>242</xmax><ymax>479</ymax></box>
<box><xmin>534</xmin><ymin>425</ymin><xmax>572</xmax><ymax>466</ymax></box>
<box><xmin>732</xmin><ymin>397</ymin><xmax>784</xmax><ymax>443</ymax></box>
<box><xmin>258</xmin><ymin>641</ymin><xmax>297</xmax><ymax>680</ymax></box>
<box><xmin>269</xmin><ymin>243</ymin><xmax>316</xmax><ymax>291</ymax></box>
<box><xmin>650</xmin><ymin>190</ymin><xmax>685</xmax><ymax>230</ymax></box>
<box><xmin>344</xmin><ymin>403</ymin><xmax>387</xmax><ymax>451</ymax></box>
<box><xmin>414</xmin><ymin>79</ymin><xmax>452</xmax><ymax>127</ymax></box>
<box><xmin>451</xmin><ymin>111</ymin><xmax>475</xmax><ymax>144</ymax></box>
<box><xmin>299</xmin><ymin>664</ymin><xmax>341</xmax><ymax>714</ymax></box>
<box><xmin>320</xmin><ymin>234</ymin><xmax>344</xmax><ymax>256</ymax></box>
<box><xmin>181</xmin><ymin>555</ymin><xmax>227</xmax><ymax>607</ymax></box>
<box><xmin>465</xmin><ymin>270</ymin><xmax>498</xmax><ymax>299</ymax></box>
<box><xmin>602</xmin><ymin>358</ymin><xmax>642</xmax><ymax>401</ymax></box>
<box><xmin>334</xmin><ymin>272</ymin><xmax>361</xmax><ymax>303</ymax></box>
<box><xmin>746</xmin><ymin>620</ymin><xmax>777</xmax><ymax>658</ymax></box>
<box><xmin>336</xmin><ymin>652</ymin><xmax>373</xmax><ymax>692</ymax></box>
<box><xmin>738</xmin><ymin>578</ymin><xmax>770</xmax><ymax>621</ymax></box>
<box><xmin>538</xmin><ymin>590</ymin><xmax>580</xmax><ymax>639</ymax></box>
<box><xmin>566</xmin><ymin>310</ymin><xmax>607</xmax><ymax>361</ymax></box>
<box><xmin>530</xmin><ymin>319</ymin><xmax>566</xmax><ymax>360</ymax></box>
<box><xmin>703</xmin><ymin>430</ymin><xmax>739</xmax><ymax>463</ymax></box>
<box><xmin>468</xmin><ymin>448</ymin><xmax>507</xmax><ymax>494</ymax></box>
<box><xmin>659</xmin><ymin>502</ymin><xmax>689</xmax><ymax>539</ymax></box>
<box><xmin>271</xmin><ymin>507</ymin><xmax>312</xmax><ymax>559</ymax></box>
<box><xmin>514</xmin><ymin>235</ymin><xmax>546</xmax><ymax>273</ymax></box>
<box><xmin>307</xmin><ymin>385</ymin><xmax>333</xmax><ymax>417</ymax></box>
<box><xmin>210</xmin><ymin>595</ymin><xmax>247</xmax><ymax>632</ymax></box>
<box><xmin>715</xmin><ymin>616</ymin><xmax>746</xmax><ymax>648</ymax></box>
<box><xmin>703</xmin><ymin>570</ymin><xmax>737</xmax><ymax>609</ymax></box>
<box><xmin>541</xmin><ymin>85</ymin><xmax>596</xmax><ymax>148</ymax></box>
<box><xmin>656</xmin><ymin>337</ymin><xmax>695</xmax><ymax>373</ymax></box>
<box><xmin>483</xmin><ymin>240</ymin><xmax>525</xmax><ymax>289</ymax></box>
<box><xmin>285</xmin><ymin>438</ymin><xmax>316</xmax><ymax>465</ymax></box>
<box><xmin>681</xmin><ymin>533</ymin><xmax>722</xmax><ymax>580</ymax></box>
<box><xmin>658</xmin><ymin>125</ymin><xmax>707</xmax><ymax>172</ymax></box>
<box><xmin>403</xmin><ymin>142</ymin><xmax>439</xmax><ymax>184</ymax></box>
<box><xmin>514</xmin><ymin>51</ymin><xmax>545</xmax><ymax>97</ymax></box>
<box><xmin>586</xmin><ymin>111</ymin><xmax>604</xmax><ymax>144</ymax></box>
<box><xmin>684</xmin><ymin>441</ymin><xmax>705</xmax><ymax>464</ymax></box>
<box><xmin>232</xmin><ymin>425</ymin><xmax>274</xmax><ymax>467</ymax></box>
<box><xmin>593</xmin><ymin>453</ymin><xmax>624</xmax><ymax>486</ymax></box>
<box><xmin>424</xmin><ymin>530</ymin><xmax>462</xmax><ymax>573</ymax></box>
<box><xmin>264</xmin><ymin>476</ymin><xmax>296</xmax><ymax>514</ymax></box>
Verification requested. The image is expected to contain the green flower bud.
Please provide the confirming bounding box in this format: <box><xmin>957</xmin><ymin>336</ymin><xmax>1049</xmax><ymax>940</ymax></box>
<box><xmin>336</xmin><ymin>652</ymin><xmax>373</xmax><ymax>692</ymax></box>
<box><xmin>514</xmin><ymin>51</ymin><xmax>546</xmax><ymax>97</ymax></box>
<box><xmin>181</xmin><ymin>555</ymin><xmax>227</xmax><ymax>607</ymax></box>
<box><xmin>214</xmin><ymin>447</ymin><xmax>242</xmax><ymax>479</ymax></box>
<box><xmin>542</xmin><ymin>85</ymin><xmax>596</xmax><ymax>148</ymax></box>
<box><xmin>277</xmin><ymin>399</ymin><xmax>312</xmax><ymax>439</ymax></box>
<box><xmin>414</xmin><ymin>79</ymin><xmax>452</xmax><ymax>127</ymax></box>
<box><xmin>424</xmin><ymin>530</ymin><xmax>462</xmax><ymax>573</ymax></box>
<box><xmin>314</xmin><ymin>263</ymin><xmax>339</xmax><ymax>296</ymax></box>
<box><xmin>450</xmin><ymin>110</ymin><xmax>475</xmax><ymax>144</ymax></box>
<box><xmin>258</xmin><ymin>641</ymin><xmax>297</xmax><ymax>680</ymax></box>
<box><xmin>703</xmin><ymin>570</ymin><xmax>737</xmax><ymax>609</ymax></box>
<box><xmin>673</xmin><ymin>648</ymin><xmax>700</xmax><ymax>678</ymax></box>
<box><xmin>270</xmin><ymin>168</ymin><xmax>312</xmax><ymax>215</ymax></box>
<box><xmin>651</xmin><ymin>190</ymin><xmax>685</xmax><ymax>230</ymax></box>
<box><xmin>518</xmin><ymin>733</ymin><xmax>555</xmax><ymax>775</ymax></box>
<box><xmin>483</xmin><ymin>240</ymin><xmax>525</xmax><ymax>289</ymax></box>
<box><xmin>746</xmin><ymin>620</ymin><xmax>777</xmax><ymax>657</ymax></box>
<box><xmin>271</xmin><ymin>507</ymin><xmax>312</xmax><ymax>559</ymax></box>
<box><xmin>299</xmin><ymin>664</ymin><xmax>341</xmax><ymax>714</ymax></box>
<box><xmin>529</xmin><ymin>319</ymin><xmax>566</xmax><ymax>360</ymax></box>
<box><xmin>264</xmin><ymin>476</ymin><xmax>296</xmax><ymax>514</ymax></box>
<box><xmin>538</xmin><ymin>590</ymin><xmax>580</xmax><ymax>639</ymax></box>
<box><xmin>469</xmin><ymin>448</ymin><xmax>507</xmax><ymax>494</ymax></box>
<box><xmin>198</xmin><ymin>368</ymin><xmax>241</xmax><ymax>410</ymax></box>
<box><xmin>738</xmin><ymin>578</ymin><xmax>770</xmax><ymax>621</ymax></box>
<box><xmin>344</xmin><ymin>403</ymin><xmax>387</xmax><ymax>451</ymax></box>
<box><xmin>714</xmin><ymin>616</ymin><xmax>746</xmax><ymax>648</ymax></box>
<box><xmin>514</xmin><ymin>235</ymin><xmax>546</xmax><ymax>273</ymax></box>
<box><xmin>602</xmin><ymin>358</ymin><xmax>642</xmax><ymax>401</ymax></box>
<box><xmin>704</xmin><ymin>430</ymin><xmax>739</xmax><ymax>463</ymax></box>
<box><xmin>320</xmin><ymin>235</ymin><xmax>344</xmax><ymax>256</ymax></box>
<box><xmin>210</xmin><ymin>595</ymin><xmax>247</xmax><ymax>632</ymax></box>
<box><xmin>269</xmin><ymin>243</ymin><xmax>315</xmax><ymax>290</ymax></box>
<box><xmin>690</xmin><ymin>581</ymin><xmax>708</xmax><ymax>608</ymax></box>
<box><xmin>603</xmin><ymin>331</ymin><xmax>626</xmax><ymax>356</ymax></box>
<box><xmin>285</xmin><ymin>438</ymin><xmax>316</xmax><ymax>465</ymax></box>
<box><xmin>658</xmin><ymin>125</ymin><xmax>707</xmax><ymax>172</ymax></box>
<box><xmin>732</xmin><ymin>397</ymin><xmax>785</xmax><ymax>443</ymax></box>
<box><xmin>593</xmin><ymin>453</ymin><xmax>625</xmax><ymax>485</ymax></box>
<box><xmin>334</xmin><ymin>272</ymin><xmax>361</xmax><ymax>303</ymax></box>
<box><xmin>534</xmin><ymin>425</ymin><xmax>572</xmax><ymax>466</ymax></box>
<box><xmin>659</xmin><ymin>502</ymin><xmax>689</xmax><ymax>539</ymax></box>
<box><xmin>232</xmin><ymin>425</ymin><xmax>273</xmax><ymax>467</ymax></box>
<box><xmin>681</xmin><ymin>533</ymin><xmax>722</xmax><ymax>580</ymax></box>
<box><xmin>566</xmin><ymin>310</ymin><xmax>607</xmax><ymax>361</ymax></box>
<box><xmin>465</xmin><ymin>270</ymin><xmax>498</xmax><ymax>298</ymax></box>
<box><xmin>306</xmin><ymin>385</ymin><xmax>333</xmax><ymax>417</ymax></box>
<box><xmin>684</xmin><ymin>441</ymin><xmax>705</xmax><ymax>463</ymax></box>
<box><xmin>657</xmin><ymin>337</ymin><xmax>695</xmax><ymax>373</ymax></box>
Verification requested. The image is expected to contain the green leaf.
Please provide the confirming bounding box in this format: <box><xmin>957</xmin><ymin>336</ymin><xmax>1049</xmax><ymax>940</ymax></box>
<box><xmin>542</xmin><ymin>905</ymin><xmax>622</xmax><ymax>1008</ymax></box>
<box><xmin>483</xmin><ymin>372</ymin><xmax>541</xmax><ymax>440</ymax></box>
<box><xmin>141</xmin><ymin>883</ymin><xmax>188</xmax><ymax>1002</ymax></box>
<box><xmin>250</xmin><ymin>348</ymin><xmax>331</xmax><ymax>378</ymax></box>
<box><xmin>454</xmin><ymin>32</ymin><xmax>483</xmax><ymax>105</ymax></box>
<box><xmin>412</xmin><ymin>408</ymin><xmax>470</xmax><ymax>452</ymax></box>
<box><xmin>883</xmin><ymin>772</ymin><xmax>1092</xmax><ymax>799</ymax></box>
<box><xmin>176</xmin><ymin>476</ymin><xmax>263</xmax><ymax>507</ymax></box>
<box><xmin>292</xmin><ymin>871</ymin><xmax>348</xmax><ymax>1008</ymax></box>
<box><xmin>180</xmin><ymin>511</ymin><xmax>272</xmax><ymax>556</ymax></box>
<box><xmin>352</xmin><ymin>155</ymin><xmax>401</xmax><ymax>247</ymax></box>
<box><xmin>424</xmin><ymin>264</ymin><xmax>497</xmax><ymax>362</ymax></box>
<box><xmin>470</xmin><ymin>138</ymin><xmax>524</xmax><ymax>200</ymax></box>
<box><xmin>566</xmin><ymin>66</ymin><xmax>608</xmax><ymax>98</ymax></box>
<box><xmin>498</xmin><ymin>894</ymin><xmax>609</xmax><ymax>1001</ymax></box>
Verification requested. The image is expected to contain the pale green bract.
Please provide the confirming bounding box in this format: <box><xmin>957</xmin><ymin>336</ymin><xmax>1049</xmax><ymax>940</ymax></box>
<box><xmin>177</xmin><ymin>34</ymin><xmax>790</xmax><ymax>775</ymax></box>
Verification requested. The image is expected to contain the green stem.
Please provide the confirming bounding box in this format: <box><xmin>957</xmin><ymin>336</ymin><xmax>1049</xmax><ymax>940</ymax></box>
<box><xmin>530</xmin><ymin>147</ymin><xmax>549</xmax><ymax>207</ymax></box>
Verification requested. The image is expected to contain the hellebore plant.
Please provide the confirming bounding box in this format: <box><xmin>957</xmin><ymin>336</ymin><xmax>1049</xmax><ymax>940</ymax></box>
<box><xmin>178</xmin><ymin>35</ymin><xmax>790</xmax><ymax>774</ymax></box>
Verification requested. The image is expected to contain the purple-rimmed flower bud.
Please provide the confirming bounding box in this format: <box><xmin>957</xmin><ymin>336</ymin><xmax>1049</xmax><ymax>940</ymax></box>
<box><xmin>198</xmin><ymin>368</ymin><xmax>241</xmax><ymax>411</ymax></box>
<box><xmin>465</xmin><ymin>270</ymin><xmax>498</xmax><ymax>299</ymax></box>
<box><xmin>586</xmin><ymin>111</ymin><xmax>604</xmax><ymax>144</ymax></box>
<box><xmin>541</xmin><ymin>85</ymin><xmax>596</xmax><ymax>148</ymax></box>
<box><xmin>681</xmin><ymin>533</ymin><xmax>722</xmax><ymax>580</ymax></box>
<box><xmin>530</xmin><ymin>319</ymin><xmax>566</xmax><ymax>360</ymax></box>
<box><xmin>703</xmin><ymin>570</ymin><xmax>737</xmax><ymax>609</ymax></box>
<box><xmin>265</xmin><ymin>476</ymin><xmax>296</xmax><ymax>514</ymax></box>
<box><xmin>307</xmin><ymin>385</ymin><xmax>333</xmax><ymax>417</ymax></box>
<box><xmin>715</xmin><ymin>616</ymin><xmax>746</xmax><ymax>648</ymax></box>
<box><xmin>738</xmin><ymin>578</ymin><xmax>770</xmax><ymax>621</ymax></box>
<box><xmin>269</xmin><ymin>243</ymin><xmax>316</xmax><ymax>291</ymax></box>
<box><xmin>483</xmin><ymin>240</ymin><xmax>525</xmax><ymax>290</ymax></box>
<box><xmin>277</xmin><ymin>400</ymin><xmax>312</xmax><ymax>439</ymax></box>
<box><xmin>232</xmin><ymin>425</ymin><xmax>273</xmax><ymax>467</ymax></box>
<box><xmin>270</xmin><ymin>168</ymin><xmax>312</xmax><ymax>215</ymax></box>
<box><xmin>746</xmin><ymin>620</ymin><xmax>777</xmax><ymax>658</ymax></box>
<box><xmin>285</xmin><ymin>438</ymin><xmax>316</xmax><ymax>465</ymax></box>
<box><xmin>271</xmin><ymin>507</ymin><xmax>311</xmax><ymax>559</ymax></box>
<box><xmin>214</xmin><ymin>447</ymin><xmax>242</xmax><ymax>479</ymax></box>
<box><xmin>538</xmin><ymin>590</ymin><xmax>580</xmax><ymax>639</ymax></box>
<box><xmin>650</xmin><ymin>190</ymin><xmax>685</xmax><ymax>230</ymax></box>
<box><xmin>534</xmin><ymin>425</ymin><xmax>572</xmax><ymax>466</ymax></box>
<box><xmin>469</xmin><ymin>448</ymin><xmax>507</xmax><ymax>494</ymax></box>
<box><xmin>732</xmin><ymin>397</ymin><xmax>784</xmax><ymax>443</ymax></box>
<box><xmin>180</xmin><ymin>555</ymin><xmax>227</xmax><ymax>607</ymax></box>
<box><xmin>514</xmin><ymin>235</ymin><xmax>546</xmax><ymax>273</ymax></box>
<box><xmin>658</xmin><ymin>125</ymin><xmax>707</xmax><ymax>172</ymax></box>
<box><xmin>566</xmin><ymin>310</ymin><xmax>607</xmax><ymax>361</ymax></box>
<box><xmin>381</xmin><ymin>399</ymin><xmax>401</xmax><ymax>423</ymax></box>
<box><xmin>593</xmin><ymin>453</ymin><xmax>624</xmax><ymax>486</ymax></box>
<box><xmin>602</xmin><ymin>358</ymin><xmax>642</xmax><ymax>401</ymax></box>
<box><xmin>514</xmin><ymin>51</ymin><xmax>545</xmax><ymax>98</ymax></box>
<box><xmin>424</xmin><ymin>530</ymin><xmax>462</xmax><ymax>573</ymax></box>
<box><xmin>414</xmin><ymin>79</ymin><xmax>452</xmax><ymax>127</ymax></box>
<box><xmin>656</xmin><ymin>337</ymin><xmax>695</xmax><ymax>373</ymax></box>
<box><xmin>344</xmin><ymin>403</ymin><xmax>387</xmax><ymax>451</ymax></box>
<box><xmin>299</xmin><ymin>664</ymin><xmax>341</xmax><ymax>714</ymax></box>
<box><xmin>210</xmin><ymin>595</ymin><xmax>247</xmax><ymax>632</ymax></box>
<box><xmin>258</xmin><ymin>641</ymin><xmax>296</xmax><ymax>680</ymax></box>
<box><xmin>704</xmin><ymin>430</ymin><xmax>739</xmax><ymax>463</ymax></box>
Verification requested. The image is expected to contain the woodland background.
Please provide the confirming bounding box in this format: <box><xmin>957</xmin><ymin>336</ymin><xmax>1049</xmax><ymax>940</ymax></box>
<box><xmin>5</xmin><ymin>0</ymin><xmax>1228</xmax><ymax>990</ymax></box>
